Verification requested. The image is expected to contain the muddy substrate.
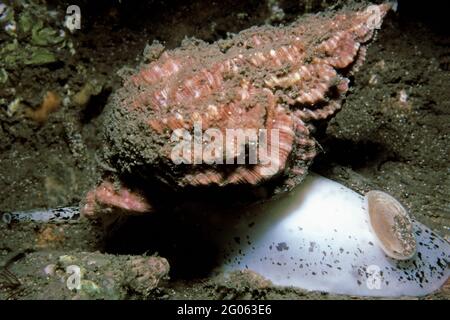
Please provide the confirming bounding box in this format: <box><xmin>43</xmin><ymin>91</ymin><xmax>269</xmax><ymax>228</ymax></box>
<box><xmin>0</xmin><ymin>1</ymin><xmax>449</xmax><ymax>299</ymax></box>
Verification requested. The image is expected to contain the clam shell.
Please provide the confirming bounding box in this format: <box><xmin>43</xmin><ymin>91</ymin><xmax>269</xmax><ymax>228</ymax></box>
<box><xmin>366</xmin><ymin>190</ymin><xmax>416</xmax><ymax>260</ymax></box>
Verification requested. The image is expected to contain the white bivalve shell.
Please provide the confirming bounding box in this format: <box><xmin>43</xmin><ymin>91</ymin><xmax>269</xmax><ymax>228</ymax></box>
<box><xmin>366</xmin><ymin>190</ymin><xmax>416</xmax><ymax>260</ymax></box>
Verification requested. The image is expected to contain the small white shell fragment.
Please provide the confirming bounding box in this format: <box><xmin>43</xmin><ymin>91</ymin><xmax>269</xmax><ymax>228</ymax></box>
<box><xmin>1</xmin><ymin>206</ymin><xmax>80</xmax><ymax>224</ymax></box>
<box><xmin>208</xmin><ymin>173</ymin><xmax>449</xmax><ymax>297</ymax></box>
<box><xmin>366</xmin><ymin>190</ymin><xmax>416</xmax><ymax>260</ymax></box>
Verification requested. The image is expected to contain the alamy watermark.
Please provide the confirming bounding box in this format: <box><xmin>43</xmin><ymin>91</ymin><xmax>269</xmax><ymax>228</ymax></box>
<box><xmin>170</xmin><ymin>121</ymin><xmax>282</xmax><ymax>177</ymax></box>
<box><xmin>365</xmin><ymin>4</ymin><xmax>383</xmax><ymax>30</ymax></box>
<box><xmin>66</xmin><ymin>265</ymin><xmax>81</xmax><ymax>290</ymax></box>
<box><xmin>366</xmin><ymin>264</ymin><xmax>382</xmax><ymax>290</ymax></box>
<box><xmin>65</xmin><ymin>5</ymin><xmax>81</xmax><ymax>32</ymax></box>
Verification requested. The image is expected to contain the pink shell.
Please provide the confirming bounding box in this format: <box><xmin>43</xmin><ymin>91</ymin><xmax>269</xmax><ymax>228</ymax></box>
<box><xmin>102</xmin><ymin>4</ymin><xmax>391</xmax><ymax>190</ymax></box>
